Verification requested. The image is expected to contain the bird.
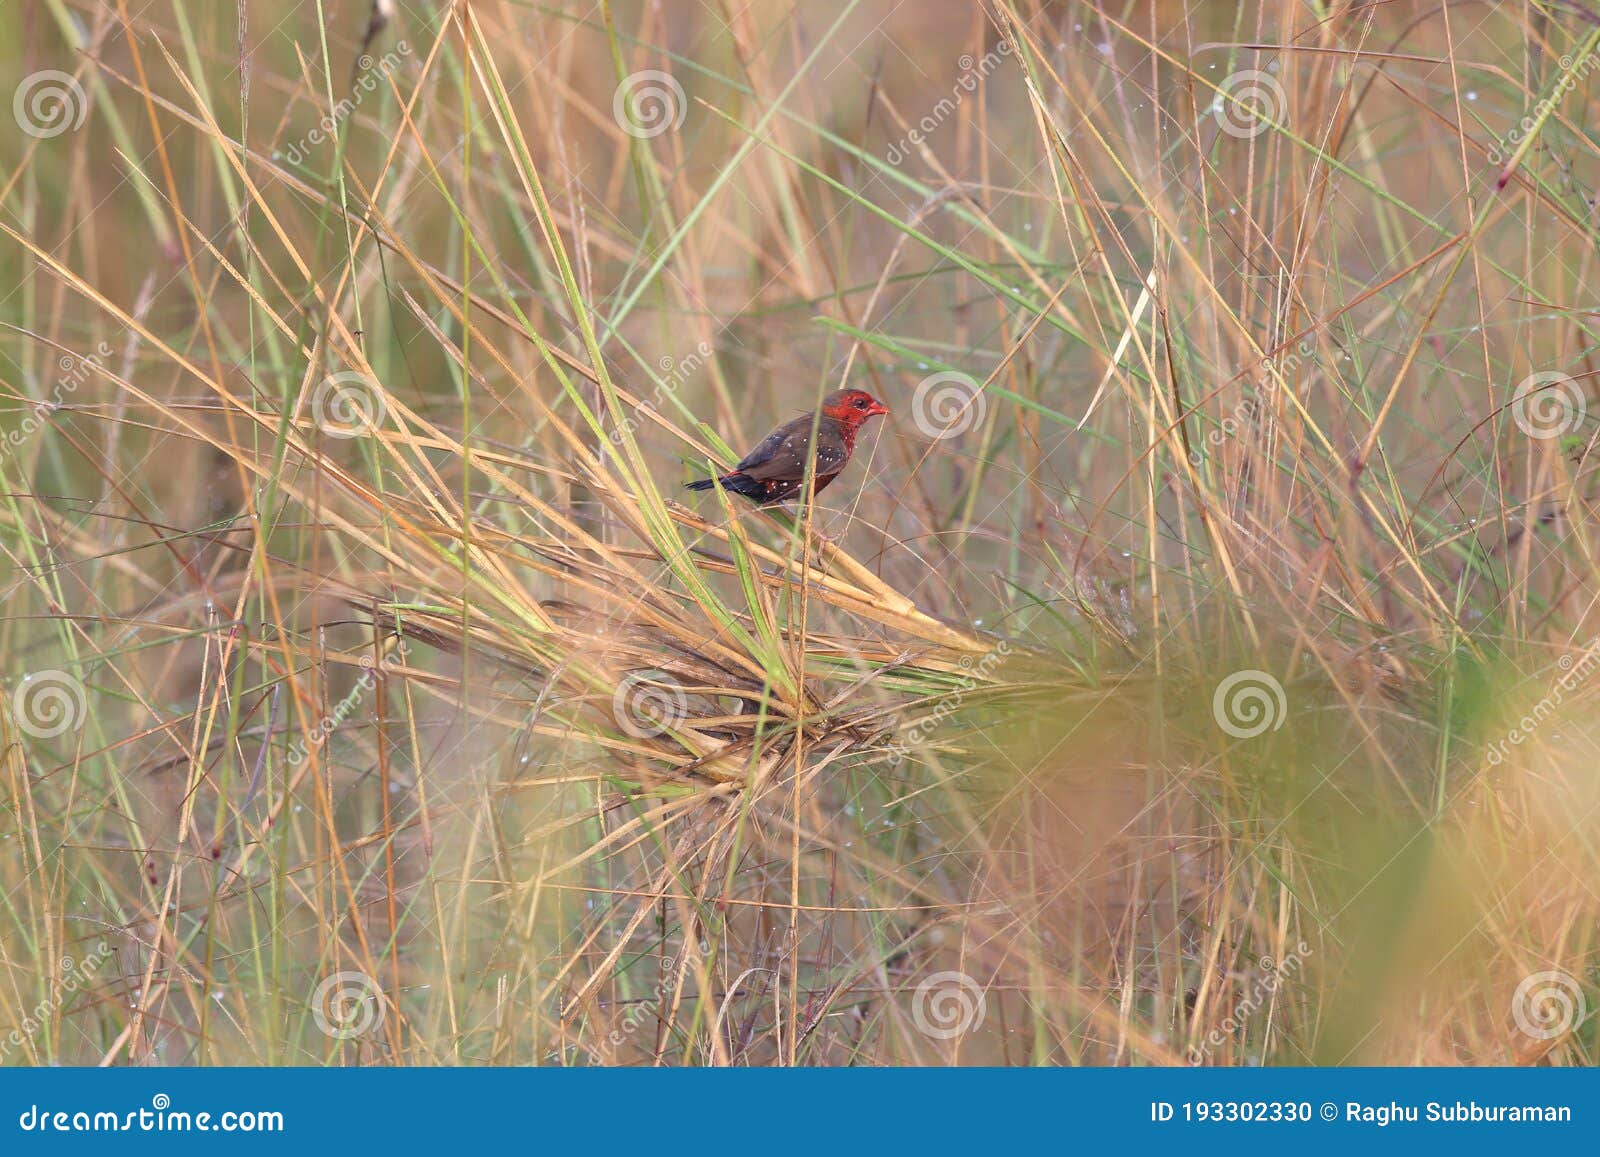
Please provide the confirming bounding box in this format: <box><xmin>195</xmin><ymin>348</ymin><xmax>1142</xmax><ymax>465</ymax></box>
<box><xmin>685</xmin><ymin>388</ymin><xmax>889</xmax><ymax>505</ymax></box>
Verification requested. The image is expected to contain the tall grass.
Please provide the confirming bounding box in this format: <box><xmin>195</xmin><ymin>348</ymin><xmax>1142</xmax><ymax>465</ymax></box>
<box><xmin>0</xmin><ymin>0</ymin><xmax>1596</xmax><ymax>1065</ymax></box>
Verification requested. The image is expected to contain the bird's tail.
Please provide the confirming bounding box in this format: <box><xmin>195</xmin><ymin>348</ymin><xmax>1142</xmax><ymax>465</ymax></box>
<box><xmin>685</xmin><ymin>472</ymin><xmax>767</xmax><ymax>501</ymax></box>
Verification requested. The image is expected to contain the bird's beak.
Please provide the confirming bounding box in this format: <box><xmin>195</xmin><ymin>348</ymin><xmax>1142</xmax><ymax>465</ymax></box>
<box><xmin>867</xmin><ymin>400</ymin><xmax>890</xmax><ymax>417</ymax></box>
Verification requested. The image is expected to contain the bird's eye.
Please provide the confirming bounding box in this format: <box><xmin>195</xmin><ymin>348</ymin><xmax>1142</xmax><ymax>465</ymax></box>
<box><xmin>855</xmin><ymin>397</ymin><xmax>869</xmax><ymax>409</ymax></box>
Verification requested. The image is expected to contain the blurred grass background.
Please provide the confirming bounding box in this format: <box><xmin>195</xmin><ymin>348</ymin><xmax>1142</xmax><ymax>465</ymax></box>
<box><xmin>1</xmin><ymin>0</ymin><xmax>1598</xmax><ymax>1065</ymax></box>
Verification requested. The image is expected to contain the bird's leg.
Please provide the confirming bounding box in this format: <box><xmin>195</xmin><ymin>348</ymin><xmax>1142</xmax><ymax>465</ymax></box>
<box><xmin>807</xmin><ymin>523</ymin><xmax>839</xmax><ymax>546</ymax></box>
<box><xmin>790</xmin><ymin>499</ymin><xmax>838</xmax><ymax>547</ymax></box>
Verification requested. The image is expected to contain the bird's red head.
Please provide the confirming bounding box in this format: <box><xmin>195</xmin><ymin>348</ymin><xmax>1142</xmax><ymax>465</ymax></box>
<box><xmin>822</xmin><ymin>388</ymin><xmax>890</xmax><ymax>431</ymax></box>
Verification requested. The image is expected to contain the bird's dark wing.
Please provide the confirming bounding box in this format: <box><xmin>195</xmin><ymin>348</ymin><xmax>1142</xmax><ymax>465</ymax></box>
<box><xmin>733</xmin><ymin>423</ymin><xmax>801</xmax><ymax>479</ymax></box>
<box><xmin>812</xmin><ymin>429</ymin><xmax>848</xmax><ymax>476</ymax></box>
<box><xmin>737</xmin><ymin>415</ymin><xmax>846</xmax><ymax>482</ymax></box>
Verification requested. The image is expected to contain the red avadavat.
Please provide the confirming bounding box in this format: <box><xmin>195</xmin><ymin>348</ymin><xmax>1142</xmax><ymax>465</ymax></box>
<box><xmin>686</xmin><ymin>389</ymin><xmax>888</xmax><ymax>505</ymax></box>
